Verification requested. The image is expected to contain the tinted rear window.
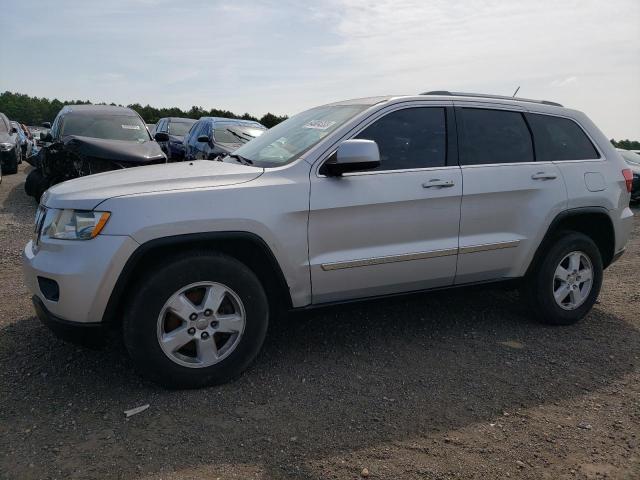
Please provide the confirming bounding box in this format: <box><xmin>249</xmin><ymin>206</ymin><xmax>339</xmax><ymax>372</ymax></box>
<box><xmin>460</xmin><ymin>108</ymin><xmax>534</xmax><ymax>165</ymax></box>
<box><xmin>526</xmin><ymin>113</ymin><xmax>599</xmax><ymax>161</ymax></box>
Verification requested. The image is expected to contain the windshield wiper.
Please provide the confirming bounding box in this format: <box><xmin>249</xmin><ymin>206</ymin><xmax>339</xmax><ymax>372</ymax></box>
<box><xmin>226</xmin><ymin>128</ymin><xmax>253</xmax><ymax>143</ymax></box>
<box><xmin>225</xmin><ymin>153</ymin><xmax>253</xmax><ymax>165</ymax></box>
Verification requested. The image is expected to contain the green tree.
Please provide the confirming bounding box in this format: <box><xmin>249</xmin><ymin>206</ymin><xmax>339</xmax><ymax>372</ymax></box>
<box><xmin>0</xmin><ymin>91</ymin><xmax>289</xmax><ymax>128</ymax></box>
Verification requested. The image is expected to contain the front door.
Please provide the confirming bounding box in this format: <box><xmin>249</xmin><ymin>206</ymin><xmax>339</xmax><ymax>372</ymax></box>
<box><xmin>308</xmin><ymin>105</ymin><xmax>462</xmax><ymax>303</ymax></box>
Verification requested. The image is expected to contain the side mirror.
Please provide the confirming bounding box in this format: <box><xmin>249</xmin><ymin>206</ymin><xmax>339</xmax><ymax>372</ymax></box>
<box><xmin>154</xmin><ymin>132</ymin><xmax>169</xmax><ymax>142</ymax></box>
<box><xmin>10</xmin><ymin>126</ymin><xmax>18</xmax><ymax>134</ymax></box>
<box><xmin>321</xmin><ymin>139</ymin><xmax>380</xmax><ymax>177</ymax></box>
<box><xmin>42</xmin><ymin>122</ymin><xmax>51</xmax><ymax>128</ymax></box>
<box><xmin>197</xmin><ymin>135</ymin><xmax>210</xmax><ymax>143</ymax></box>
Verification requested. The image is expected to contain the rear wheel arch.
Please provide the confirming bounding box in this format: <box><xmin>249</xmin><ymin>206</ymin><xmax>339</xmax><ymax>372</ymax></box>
<box><xmin>103</xmin><ymin>232</ymin><xmax>292</xmax><ymax>325</ymax></box>
<box><xmin>527</xmin><ymin>207</ymin><xmax>615</xmax><ymax>276</ymax></box>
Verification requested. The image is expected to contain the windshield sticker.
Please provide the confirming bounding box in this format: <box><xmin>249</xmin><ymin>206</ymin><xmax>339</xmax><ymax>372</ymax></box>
<box><xmin>302</xmin><ymin>120</ymin><xmax>336</xmax><ymax>130</ymax></box>
<box><xmin>121</xmin><ymin>124</ymin><xmax>141</xmax><ymax>130</ymax></box>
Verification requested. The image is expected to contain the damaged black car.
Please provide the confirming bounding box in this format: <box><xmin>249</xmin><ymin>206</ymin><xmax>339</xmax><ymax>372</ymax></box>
<box><xmin>25</xmin><ymin>105</ymin><xmax>166</xmax><ymax>202</ymax></box>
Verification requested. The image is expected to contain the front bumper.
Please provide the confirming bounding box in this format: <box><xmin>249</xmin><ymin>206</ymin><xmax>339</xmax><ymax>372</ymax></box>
<box><xmin>23</xmin><ymin>234</ymin><xmax>139</xmax><ymax>324</ymax></box>
<box><xmin>32</xmin><ymin>295</ymin><xmax>106</xmax><ymax>344</ymax></box>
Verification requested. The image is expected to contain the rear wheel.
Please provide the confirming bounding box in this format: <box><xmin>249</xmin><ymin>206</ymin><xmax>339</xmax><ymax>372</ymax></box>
<box><xmin>524</xmin><ymin>232</ymin><xmax>602</xmax><ymax>325</ymax></box>
<box><xmin>123</xmin><ymin>252</ymin><xmax>269</xmax><ymax>389</ymax></box>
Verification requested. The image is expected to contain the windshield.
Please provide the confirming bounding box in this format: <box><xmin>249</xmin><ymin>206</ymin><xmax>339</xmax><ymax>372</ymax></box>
<box><xmin>60</xmin><ymin>114</ymin><xmax>150</xmax><ymax>141</ymax></box>
<box><xmin>214</xmin><ymin>125</ymin><xmax>266</xmax><ymax>145</ymax></box>
<box><xmin>168</xmin><ymin>121</ymin><xmax>195</xmax><ymax>136</ymax></box>
<box><xmin>231</xmin><ymin>104</ymin><xmax>369</xmax><ymax>167</ymax></box>
<box><xmin>620</xmin><ymin>150</ymin><xmax>640</xmax><ymax>166</ymax></box>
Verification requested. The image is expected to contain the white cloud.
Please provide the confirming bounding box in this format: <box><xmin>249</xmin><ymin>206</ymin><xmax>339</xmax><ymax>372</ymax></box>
<box><xmin>1</xmin><ymin>0</ymin><xmax>639</xmax><ymax>137</ymax></box>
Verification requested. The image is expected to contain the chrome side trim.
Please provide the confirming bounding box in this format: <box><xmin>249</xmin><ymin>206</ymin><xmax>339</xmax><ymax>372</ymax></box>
<box><xmin>320</xmin><ymin>248</ymin><xmax>458</xmax><ymax>271</ymax></box>
<box><xmin>458</xmin><ymin>240</ymin><xmax>521</xmax><ymax>255</ymax></box>
<box><xmin>320</xmin><ymin>240</ymin><xmax>521</xmax><ymax>271</ymax></box>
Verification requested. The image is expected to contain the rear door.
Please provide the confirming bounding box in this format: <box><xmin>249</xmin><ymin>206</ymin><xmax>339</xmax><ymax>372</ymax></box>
<box><xmin>454</xmin><ymin>104</ymin><xmax>568</xmax><ymax>283</ymax></box>
<box><xmin>309</xmin><ymin>103</ymin><xmax>462</xmax><ymax>303</ymax></box>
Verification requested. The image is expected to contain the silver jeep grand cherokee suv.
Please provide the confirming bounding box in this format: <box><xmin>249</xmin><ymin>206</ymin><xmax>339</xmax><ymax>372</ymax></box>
<box><xmin>23</xmin><ymin>92</ymin><xmax>634</xmax><ymax>388</ymax></box>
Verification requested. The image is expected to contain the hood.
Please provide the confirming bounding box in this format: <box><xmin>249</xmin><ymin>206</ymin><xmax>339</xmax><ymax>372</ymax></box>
<box><xmin>42</xmin><ymin>160</ymin><xmax>264</xmax><ymax>210</ymax></box>
<box><xmin>62</xmin><ymin>135</ymin><xmax>166</xmax><ymax>164</ymax></box>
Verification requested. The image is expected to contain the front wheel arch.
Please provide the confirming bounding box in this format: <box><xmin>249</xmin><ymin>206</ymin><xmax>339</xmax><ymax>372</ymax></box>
<box><xmin>102</xmin><ymin>232</ymin><xmax>292</xmax><ymax>326</ymax></box>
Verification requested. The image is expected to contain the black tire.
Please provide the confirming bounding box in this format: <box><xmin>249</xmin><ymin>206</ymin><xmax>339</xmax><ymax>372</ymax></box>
<box><xmin>523</xmin><ymin>231</ymin><xmax>603</xmax><ymax>325</ymax></box>
<box><xmin>2</xmin><ymin>152</ymin><xmax>18</xmax><ymax>175</ymax></box>
<box><xmin>123</xmin><ymin>252</ymin><xmax>269</xmax><ymax>389</ymax></box>
<box><xmin>25</xmin><ymin>168</ymin><xmax>49</xmax><ymax>202</ymax></box>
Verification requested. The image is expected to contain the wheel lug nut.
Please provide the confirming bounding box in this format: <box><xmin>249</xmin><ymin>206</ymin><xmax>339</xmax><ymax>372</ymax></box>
<box><xmin>201</xmin><ymin>332</ymin><xmax>209</xmax><ymax>340</ymax></box>
<box><xmin>188</xmin><ymin>327</ymin><xmax>196</xmax><ymax>335</ymax></box>
<box><xmin>189</xmin><ymin>313</ymin><xmax>198</xmax><ymax>321</ymax></box>
<box><xmin>210</xmin><ymin>321</ymin><xmax>219</xmax><ymax>328</ymax></box>
<box><xmin>204</xmin><ymin>309</ymin><xmax>213</xmax><ymax>317</ymax></box>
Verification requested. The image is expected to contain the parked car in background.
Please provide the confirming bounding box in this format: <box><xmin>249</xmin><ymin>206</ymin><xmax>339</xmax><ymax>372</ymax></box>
<box><xmin>153</xmin><ymin>117</ymin><xmax>196</xmax><ymax>160</ymax></box>
<box><xmin>0</xmin><ymin>112</ymin><xmax>21</xmax><ymax>174</ymax></box>
<box><xmin>34</xmin><ymin>126</ymin><xmax>51</xmax><ymax>147</ymax></box>
<box><xmin>12</xmin><ymin>121</ymin><xmax>33</xmax><ymax>159</ymax></box>
<box><xmin>183</xmin><ymin>117</ymin><xmax>266</xmax><ymax>160</ymax></box>
<box><xmin>25</xmin><ymin>105</ymin><xmax>166</xmax><ymax>202</ymax></box>
<box><xmin>618</xmin><ymin>149</ymin><xmax>640</xmax><ymax>203</ymax></box>
<box><xmin>23</xmin><ymin>92</ymin><xmax>633</xmax><ymax>389</ymax></box>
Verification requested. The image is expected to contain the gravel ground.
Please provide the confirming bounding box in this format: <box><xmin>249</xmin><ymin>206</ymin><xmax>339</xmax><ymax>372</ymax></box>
<box><xmin>0</xmin><ymin>163</ymin><xmax>638</xmax><ymax>480</ymax></box>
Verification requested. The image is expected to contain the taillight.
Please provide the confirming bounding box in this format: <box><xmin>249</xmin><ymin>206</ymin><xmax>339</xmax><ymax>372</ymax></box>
<box><xmin>622</xmin><ymin>169</ymin><xmax>633</xmax><ymax>193</ymax></box>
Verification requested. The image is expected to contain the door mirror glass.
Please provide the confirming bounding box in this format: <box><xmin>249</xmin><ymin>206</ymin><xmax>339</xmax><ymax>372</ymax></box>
<box><xmin>197</xmin><ymin>134</ymin><xmax>210</xmax><ymax>143</ymax></box>
<box><xmin>154</xmin><ymin>132</ymin><xmax>169</xmax><ymax>142</ymax></box>
<box><xmin>322</xmin><ymin>139</ymin><xmax>380</xmax><ymax>176</ymax></box>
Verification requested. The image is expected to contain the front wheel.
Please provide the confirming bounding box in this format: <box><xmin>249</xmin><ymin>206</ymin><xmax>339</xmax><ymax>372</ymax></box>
<box><xmin>123</xmin><ymin>252</ymin><xmax>269</xmax><ymax>389</ymax></box>
<box><xmin>524</xmin><ymin>232</ymin><xmax>603</xmax><ymax>325</ymax></box>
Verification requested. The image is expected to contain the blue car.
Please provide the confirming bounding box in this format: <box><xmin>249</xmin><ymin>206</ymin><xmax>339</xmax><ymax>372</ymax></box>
<box><xmin>153</xmin><ymin>117</ymin><xmax>196</xmax><ymax>160</ymax></box>
<box><xmin>183</xmin><ymin>117</ymin><xmax>266</xmax><ymax>161</ymax></box>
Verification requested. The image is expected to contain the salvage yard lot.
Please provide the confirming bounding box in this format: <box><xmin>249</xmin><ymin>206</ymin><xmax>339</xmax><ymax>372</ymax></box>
<box><xmin>0</xmin><ymin>164</ymin><xmax>638</xmax><ymax>480</ymax></box>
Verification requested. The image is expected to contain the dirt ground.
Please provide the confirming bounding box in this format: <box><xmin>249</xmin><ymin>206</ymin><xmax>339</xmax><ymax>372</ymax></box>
<box><xmin>0</xmin><ymin>163</ymin><xmax>638</xmax><ymax>480</ymax></box>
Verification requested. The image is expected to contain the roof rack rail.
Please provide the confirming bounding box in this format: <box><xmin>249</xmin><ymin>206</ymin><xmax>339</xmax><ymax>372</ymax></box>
<box><xmin>420</xmin><ymin>91</ymin><xmax>563</xmax><ymax>107</ymax></box>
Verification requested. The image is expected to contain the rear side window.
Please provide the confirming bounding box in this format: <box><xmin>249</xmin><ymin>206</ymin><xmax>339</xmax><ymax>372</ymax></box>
<box><xmin>355</xmin><ymin>107</ymin><xmax>447</xmax><ymax>170</ymax></box>
<box><xmin>459</xmin><ymin>108</ymin><xmax>534</xmax><ymax>165</ymax></box>
<box><xmin>526</xmin><ymin>113</ymin><xmax>599</xmax><ymax>161</ymax></box>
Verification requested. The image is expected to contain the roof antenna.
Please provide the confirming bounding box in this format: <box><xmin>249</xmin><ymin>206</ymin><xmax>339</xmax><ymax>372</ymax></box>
<box><xmin>512</xmin><ymin>86</ymin><xmax>521</xmax><ymax>98</ymax></box>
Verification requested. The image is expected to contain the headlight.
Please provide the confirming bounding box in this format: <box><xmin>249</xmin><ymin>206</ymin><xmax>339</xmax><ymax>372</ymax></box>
<box><xmin>0</xmin><ymin>142</ymin><xmax>13</xmax><ymax>151</ymax></box>
<box><xmin>42</xmin><ymin>209</ymin><xmax>111</xmax><ymax>240</ymax></box>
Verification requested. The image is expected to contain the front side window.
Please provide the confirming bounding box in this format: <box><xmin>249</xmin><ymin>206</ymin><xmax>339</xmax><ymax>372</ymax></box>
<box><xmin>526</xmin><ymin>113</ymin><xmax>599</xmax><ymax>161</ymax></box>
<box><xmin>231</xmin><ymin>104</ymin><xmax>369</xmax><ymax>167</ymax></box>
<box><xmin>60</xmin><ymin>114</ymin><xmax>150</xmax><ymax>142</ymax></box>
<box><xmin>355</xmin><ymin>107</ymin><xmax>446</xmax><ymax>170</ymax></box>
<box><xmin>460</xmin><ymin>108</ymin><xmax>534</xmax><ymax>165</ymax></box>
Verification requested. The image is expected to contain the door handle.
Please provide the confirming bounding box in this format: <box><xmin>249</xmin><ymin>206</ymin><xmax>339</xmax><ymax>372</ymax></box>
<box><xmin>423</xmin><ymin>179</ymin><xmax>455</xmax><ymax>188</ymax></box>
<box><xmin>531</xmin><ymin>172</ymin><xmax>557</xmax><ymax>180</ymax></box>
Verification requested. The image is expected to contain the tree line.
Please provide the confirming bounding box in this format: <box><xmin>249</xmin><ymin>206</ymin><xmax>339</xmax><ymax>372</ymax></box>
<box><xmin>611</xmin><ymin>138</ymin><xmax>640</xmax><ymax>150</ymax></box>
<box><xmin>0</xmin><ymin>91</ymin><xmax>288</xmax><ymax>128</ymax></box>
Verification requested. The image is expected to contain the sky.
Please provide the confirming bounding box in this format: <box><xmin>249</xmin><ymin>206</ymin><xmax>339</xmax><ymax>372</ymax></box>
<box><xmin>1</xmin><ymin>0</ymin><xmax>638</xmax><ymax>139</ymax></box>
